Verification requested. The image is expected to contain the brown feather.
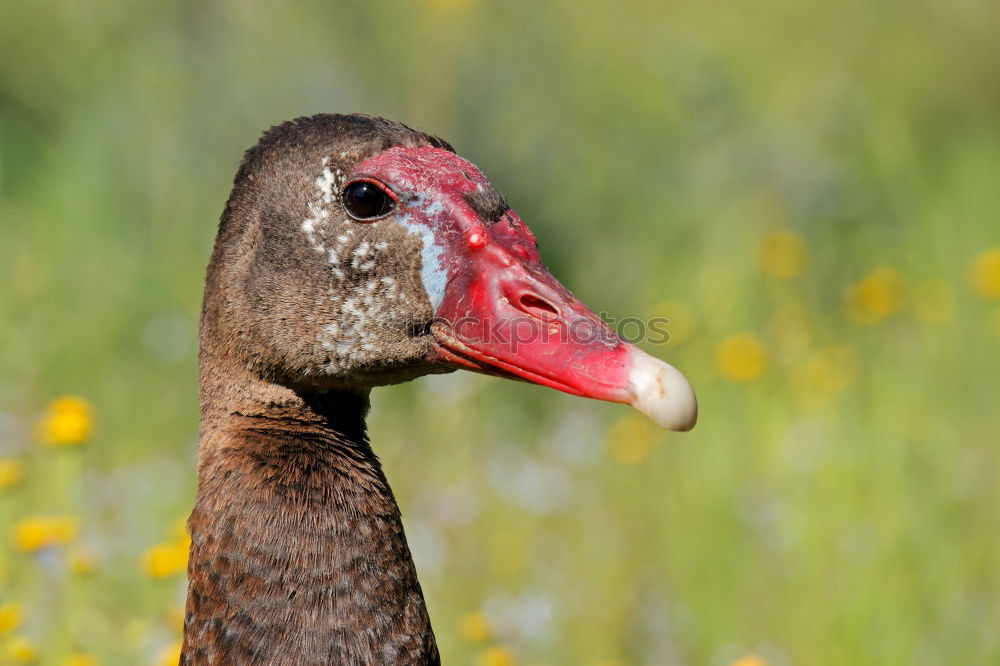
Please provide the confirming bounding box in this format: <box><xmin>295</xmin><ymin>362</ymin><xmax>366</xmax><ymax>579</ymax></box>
<box><xmin>183</xmin><ymin>114</ymin><xmax>450</xmax><ymax>664</ymax></box>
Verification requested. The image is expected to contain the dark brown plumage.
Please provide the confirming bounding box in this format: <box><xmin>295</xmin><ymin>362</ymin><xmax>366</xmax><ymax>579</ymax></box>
<box><xmin>463</xmin><ymin>187</ymin><xmax>509</xmax><ymax>225</ymax></box>
<box><xmin>184</xmin><ymin>115</ymin><xmax>449</xmax><ymax>664</ymax></box>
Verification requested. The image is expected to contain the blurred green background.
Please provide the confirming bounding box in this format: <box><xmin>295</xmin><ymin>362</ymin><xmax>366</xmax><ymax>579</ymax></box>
<box><xmin>1</xmin><ymin>0</ymin><xmax>999</xmax><ymax>664</ymax></box>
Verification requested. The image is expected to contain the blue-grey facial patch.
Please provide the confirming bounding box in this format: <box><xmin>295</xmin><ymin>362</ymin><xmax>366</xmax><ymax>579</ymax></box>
<box><xmin>396</xmin><ymin>203</ymin><xmax>448</xmax><ymax>310</ymax></box>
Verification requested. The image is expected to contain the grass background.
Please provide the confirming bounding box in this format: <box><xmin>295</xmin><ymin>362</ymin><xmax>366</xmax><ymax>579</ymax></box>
<box><xmin>1</xmin><ymin>0</ymin><xmax>999</xmax><ymax>664</ymax></box>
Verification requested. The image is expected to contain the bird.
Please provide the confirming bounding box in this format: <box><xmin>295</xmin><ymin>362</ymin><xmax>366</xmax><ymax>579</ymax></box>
<box><xmin>181</xmin><ymin>113</ymin><xmax>696</xmax><ymax>665</ymax></box>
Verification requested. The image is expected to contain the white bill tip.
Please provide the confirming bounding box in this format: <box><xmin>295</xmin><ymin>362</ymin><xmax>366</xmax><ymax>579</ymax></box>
<box><xmin>627</xmin><ymin>347</ymin><xmax>698</xmax><ymax>431</ymax></box>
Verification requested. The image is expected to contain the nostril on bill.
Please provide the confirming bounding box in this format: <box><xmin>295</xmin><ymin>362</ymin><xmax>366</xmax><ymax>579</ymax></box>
<box><xmin>517</xmin><ymin>293</ymin><xmax>561</xmax><ymax>321</ymax></box>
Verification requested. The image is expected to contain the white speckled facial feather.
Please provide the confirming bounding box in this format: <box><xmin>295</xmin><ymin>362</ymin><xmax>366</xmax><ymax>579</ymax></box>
<box><xmin>302</xmin><ymin>155</ymin><xmax>449</xmax><ymax>312</ymax></box>
<box><xmin>301</xmin><ymin>157</ymin><xmax>348</xmax><ymax>258</ymax></box>
<box><xmin>296</xmin><ymin>156</ymin><xmax>434</xmax><ymax>378</ymax></box>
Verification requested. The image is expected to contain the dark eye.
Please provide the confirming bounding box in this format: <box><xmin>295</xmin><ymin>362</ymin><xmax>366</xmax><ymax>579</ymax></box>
<box><xmin>343</xmin><ymin>180</ymin><xmax>396</xmax><ymax>220</ymax></box>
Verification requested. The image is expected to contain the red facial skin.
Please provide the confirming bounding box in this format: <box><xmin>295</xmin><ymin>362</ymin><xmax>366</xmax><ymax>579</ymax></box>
<box><xmin>350</xmin><ymin>146</ymin><xmax>635</xmax><ymax>405</ymax></box>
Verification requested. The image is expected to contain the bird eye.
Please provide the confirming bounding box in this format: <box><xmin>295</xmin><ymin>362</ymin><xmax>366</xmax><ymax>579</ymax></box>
<box><xmin>342</xmin><ymin>180</ymin><xmax>396</xmax><ymax>220</ymax></box>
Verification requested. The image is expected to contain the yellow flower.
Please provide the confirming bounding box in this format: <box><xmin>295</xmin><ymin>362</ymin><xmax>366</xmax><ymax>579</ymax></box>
<box><xmin>607</xmin><ymin>415</ymin><xmax>657</xmax><ymax>464</ymax></box>
<box><xmin>845</xmin><ymin>267</ymin><xmax>905</xmax><ymax>324</ymax></box>
<box><xmin>716</xmin><ymin>333</ymin><xmax>769</xmax><ymax>382</ymax></box>
<box><xmin>5</xmin><ymin>635</ymin><xmax>37</xmax><ymax>662</ymax></box>
<box><xmin>647</xmin><ymin>300</ymin><xmax>697</xmax><ymax>348</ymax></box>
<box><xmin>911</xmin><ymin>279</ymin><xmax>954</xmax><ymax>325</ymax></box>
<box><xmin>142</xmin><ymin>519</ymin><xmax>192</xmax><ymax>579</ymax></box>
<box><xmin>64</xmin><ymin>654</ymin><xmax>98</xmax><ymax>666</ymax></box>
<box><xmin>458</xmin><ymin>610</ymin><xmax>491</xmax><ymax>642</ymax></box>
<box><xmin>759</xmin><ymin>231</ymin><xmax>808</xmax><ymax>279</ymax></box>
<box><xmin>11</xmin><ymin>515</ymin><xmax>79</xmax><ymax>551</ymax></box>
<box><xmin>793</xmin><ymin>345</ymin><xmax>858</xmax><ymax>404</ymax></box>
<box><xmin>38</xmin><ymin>396</ymin><xmax>93</xmax><ymax>446</ymax></box>
<box><xmin>970</xmin><ymin>248</ymin><xmax>1000</xmax><ymax>299</ymax></box>
<box><xmin>157</xmin><ymin>642</ymin><xmax>182</xmax><ymax>666</ymax></box>
<box><xmin>731</xmin><ymin>656</ymin><xmax>767</xmax><ymax>666</ymax></box>
<box><xmin>479</xmin><ymin>645</ymin><xmax>516</xmax><ymax>666</ymax></box>
<box><xmin>0</xmin><ymin>458</ymin><xmax>24</xmax><ymax>489</ymax></box>
<box><xmin>0</xmin><ymin>602</ymin><xmax>24</xmax><ymax>634</ymax></box>
<box><xmin>142</xmin><ymin>541</ymin><xmax>188</xmax><ymax>578</ymax></box>
<box><xmin>68</xmin><ymin>546</ymin><xmax>98</xmax><ymax>575</ymax></box>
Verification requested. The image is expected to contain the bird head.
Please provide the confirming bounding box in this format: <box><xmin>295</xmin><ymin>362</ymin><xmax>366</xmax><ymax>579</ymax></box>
<box><xmin>208</xmin><ymin>115</ymin><xmax>696</xmax><ymax>431</ymax></box>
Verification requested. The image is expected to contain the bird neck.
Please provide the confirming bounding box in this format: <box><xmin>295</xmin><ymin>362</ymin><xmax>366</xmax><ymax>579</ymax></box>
<box><xmin>182</xmin><ymin>375</ymin><xmax>439</xmax><ymax>665</ymax></box>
